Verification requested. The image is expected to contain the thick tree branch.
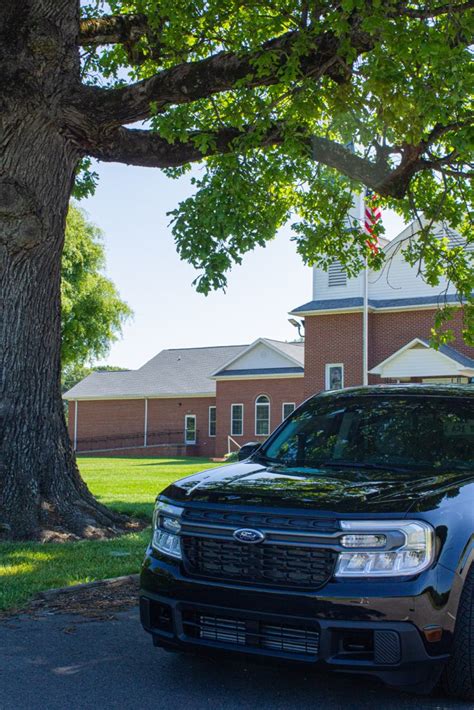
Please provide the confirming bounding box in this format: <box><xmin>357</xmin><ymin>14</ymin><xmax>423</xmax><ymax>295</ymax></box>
<box><xmin>425</xmin><ymin>119</ymin><xmax>473</xmax><ymax>145</ymax></box>
<box><xmin>397</xmin><ymin>0</ymin><xmax>474</xmax><ymax>18</ymax></box>
<box><xmin>90</xmin><ymin>126</ymin><xmax>280</xmax><ymax>168</ymax></box>
<box><xmin>77</xmin><ymin>27</ymin><xmax>372</xmax><ymax>127</ymax></box>
<box><xmin>89</xmin><ymin>125</ymin><xmax>425</xmax><ymax>198</ymax></box>
<box><xmin>79</xmin><ymin>14</ymin><xmax>149</xmax><ymax>46</ymax></box>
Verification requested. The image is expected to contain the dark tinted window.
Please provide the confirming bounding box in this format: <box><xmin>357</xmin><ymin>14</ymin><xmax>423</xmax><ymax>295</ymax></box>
<box><xmin>262</xmin><ymin>396</ymin><xmax>473</xmax><ymax>472</ymax></box>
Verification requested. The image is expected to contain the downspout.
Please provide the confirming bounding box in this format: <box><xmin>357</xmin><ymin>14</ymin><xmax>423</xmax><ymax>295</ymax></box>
<box><xmin>144</xmin><ymin>398</ymin><xmax>148</xmax><ymax>447</ymax></box>
<box><xmin>73</xmin><ymin>400</ymin><xmax>78</xmax><ymax>451</ymax></box>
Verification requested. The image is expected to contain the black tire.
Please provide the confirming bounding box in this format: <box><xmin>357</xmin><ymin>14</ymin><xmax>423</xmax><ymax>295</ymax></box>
<box><xmin>442</xmin><ymin>565</ymin><xmax>474</xmax><ymax>701</ymax></box>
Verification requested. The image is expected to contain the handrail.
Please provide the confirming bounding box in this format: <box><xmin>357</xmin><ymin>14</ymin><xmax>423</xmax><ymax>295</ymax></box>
<box><xmin>227</xmin><ymin>435</ymin><xmax>242</xmax><ymax>454</ymax></box>
<box><xmin>75</xmin><ymin>429</ymin><xmax>198</xmax><ymax>451</ymax></box>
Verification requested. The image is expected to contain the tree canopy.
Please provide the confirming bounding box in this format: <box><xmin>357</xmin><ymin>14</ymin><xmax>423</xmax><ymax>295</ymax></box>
<box><xmin>61</xmin><ymin>205</ymin><xmax>132</xmax><ymax>369</ymax></box>
<box><xmin>77</xmin><ymin>0</ymin><xmax>474</xmax><ymax>342</ymax></box>
<box><xmin>1</xmin><ymin>0</ymin><xmax>473</xmax><ymax>541</ymax></box>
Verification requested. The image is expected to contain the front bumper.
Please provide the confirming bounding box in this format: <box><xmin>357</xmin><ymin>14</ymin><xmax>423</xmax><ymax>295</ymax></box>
<box><xmin>140</xmin><ymin>550</ymin><xmax>458</xmax><ymax>692</ymax></box>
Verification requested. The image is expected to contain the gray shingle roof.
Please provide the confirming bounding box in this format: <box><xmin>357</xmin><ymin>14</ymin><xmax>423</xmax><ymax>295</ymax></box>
<box><xmin>63</xmin><ymin>339</ymin><xmax>306</xmax><ymax>400</ymax></box>
<box><xmin>290</xmin><ymin>294</ymin><xmax>465</xmax><ymax>314</ymax></box>
<box><xmin>263</xmin><ymin>338</ymin><xmax>304</xmax><ymax>365</ymax></box>
<box><xmin>290</xmin><ymin>298</ymin><xmax>364</xmax><ymax>313</ymax></box>
<box><xmin>63</xmin><ymin>344</ymin><xmax>247</xmax><ymax>400</ymax></box>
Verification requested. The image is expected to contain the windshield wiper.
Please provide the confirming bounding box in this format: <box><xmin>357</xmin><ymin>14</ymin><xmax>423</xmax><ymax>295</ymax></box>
<box><xmin>320</xmin><ymin>460</ymin><xmax>419</xmax><ymax>473</ymax></box>
<box><xmin>253</xmin><ymin>453</ymin><xmax>424</xmax><ymax>474</ymax></box>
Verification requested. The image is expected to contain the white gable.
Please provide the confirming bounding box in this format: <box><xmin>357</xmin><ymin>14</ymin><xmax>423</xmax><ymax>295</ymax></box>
<box><xmin>220</xmin><ymin>342</ymin><xmax>297</xmax><ymax>372</ymax></box>
<box><xmin>369</xmin><ymin>222</ymin><xmax>451</xmax><ymax>300</ymax></box>
<box><xmin>312</xmin><ymin>218</ymin><xmax>462</xmax><ymax>304</ymax></box>
<box><xmin>212</xmin><ymin>339</ymin><xmax>304</xmax><ymax>378</ymax></box>
<box><xmin>370</xmin><ymin>339</ymin><xmax>474</xmax><ymax>379</ymax></box>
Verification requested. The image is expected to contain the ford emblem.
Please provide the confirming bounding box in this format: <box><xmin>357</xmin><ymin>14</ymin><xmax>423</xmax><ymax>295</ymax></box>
<box><xmin>233</xmin><ymin>528</ymin><xmax>265</xmax><ymax>544</ymax></box>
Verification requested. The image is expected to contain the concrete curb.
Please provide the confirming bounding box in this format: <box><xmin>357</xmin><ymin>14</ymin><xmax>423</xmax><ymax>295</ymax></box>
<box><xmin>36</xmin><ymin>573</ymin><xmax>139</xmax><ymax>601</ymax></box>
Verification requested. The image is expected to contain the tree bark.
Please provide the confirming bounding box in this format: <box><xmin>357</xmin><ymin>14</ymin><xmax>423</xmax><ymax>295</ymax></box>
<box><xmin>0</xmin><ymin>0</ymin><xmax>126</xmax><ymax>540</ymax></box>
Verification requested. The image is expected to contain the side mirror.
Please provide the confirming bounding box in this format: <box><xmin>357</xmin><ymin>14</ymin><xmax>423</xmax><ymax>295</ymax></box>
<box><xmin>238</xmin><ymin>442</ymin><xmax>261</xmax><ymax>461</ymax></box>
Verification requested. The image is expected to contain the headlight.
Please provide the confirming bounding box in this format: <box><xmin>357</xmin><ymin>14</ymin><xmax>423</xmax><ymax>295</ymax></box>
<box><xmin>151</xmin><ymin>501</ymin><xmax>184</xmax><ymax>559</ymax></box>
<box><xmin>336</xmin><ymin>520</ymin><xmax>434</xmax><ymax>577</ymax></box>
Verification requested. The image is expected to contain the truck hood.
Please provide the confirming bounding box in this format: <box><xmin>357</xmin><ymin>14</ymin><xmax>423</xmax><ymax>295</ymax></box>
<box><xmin>161</xmin><ymin>460</ymin><xmax>471</xmax><ymax>515</ymax></box>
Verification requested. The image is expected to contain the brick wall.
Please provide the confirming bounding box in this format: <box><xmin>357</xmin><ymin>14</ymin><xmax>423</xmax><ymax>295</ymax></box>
<box><xmin>303</xmin><ymin>307</ymin><xmax>472</xmax><ymax>394</ymax></box>
<box><xmin>303</xmin><ymin>312</ymin><xmax>364</xmax><ymax>397</ymax></box>
<box><xmin>147</xmin><ymin>397</ymin><xmax>216</xmax><ymax>458</ymax></box>
<box><xmin>215</xmin><ymin>377</ymin><xmax>305</xmax><ymax>457</ymax></box>
<box><xmin>70</xmin><ymin>399</ymin><xmax>145</xmax><ymax>452</ymax></box>
<box><xmin>69</xmin><ymin>396</ymin><xmax>216</xmax><ymax>456</ymax></box>
<box><xmin>369</xmin><ymin>308</ymin><xmax>470</xmax><ymax>369</ymax></box>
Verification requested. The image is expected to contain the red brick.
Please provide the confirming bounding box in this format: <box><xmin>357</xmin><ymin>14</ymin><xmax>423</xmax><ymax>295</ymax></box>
<box><xmin>215</xmin><ymin>378</ymin><xmax>305</xmax><ymax>457</ymax></box>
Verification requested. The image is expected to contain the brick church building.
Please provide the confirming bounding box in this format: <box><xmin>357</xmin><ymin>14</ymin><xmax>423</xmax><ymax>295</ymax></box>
<box><xmin>64</xmin><ymin>220</ymin><xmax>474</xmax><ymax>458</ymax></box>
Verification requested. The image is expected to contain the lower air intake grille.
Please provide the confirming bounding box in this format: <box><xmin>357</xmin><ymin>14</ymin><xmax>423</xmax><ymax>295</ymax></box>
<box><xmin>260</xmin><ymin>624</ymin><xmax>319</xmax><ymax>655</ymax></box>
<box><xmin>199</xmin><ymin>615</ymin><xmax>246</xmax><ymax>645</ymax></box>
<box><xmin>182</xmin><ymin>611</ymin><xmax>320</xmax><ymax>657</ymax></box>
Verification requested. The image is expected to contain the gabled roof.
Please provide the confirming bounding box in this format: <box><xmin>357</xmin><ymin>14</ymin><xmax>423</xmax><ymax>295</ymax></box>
<box><xmin>433</xmin><ymin>342</ymin><xmax>474</xmax><ymax>369</ymax></box>
<box><xmin>370</xmin><ymin>338</ymin><xmax>474</xmax><ymax>378</ymax></box>
<box><xmin>211</xmin><ymin>338</ymin><xmax>304</xmax><ymax>378</ymax></box>
<box><xmin>290</xmin><ymin>219</ymin><xmax>471</xmax><ymax>317</ymax></box>
<box><xmin>63</xmin><ymin>344</ymin><xmax>248</xmax><ymax>400</ymax></box>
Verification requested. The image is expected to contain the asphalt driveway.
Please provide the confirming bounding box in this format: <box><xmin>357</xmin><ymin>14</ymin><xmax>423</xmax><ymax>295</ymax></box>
<box><xmin>0</xmin><ymin>607</ymin><xmax>471</xmax><ymax>710</ymax></box>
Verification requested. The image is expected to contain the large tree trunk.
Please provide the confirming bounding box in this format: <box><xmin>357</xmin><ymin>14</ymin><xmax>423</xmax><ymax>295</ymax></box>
<box><xmin>0</xmin><ymin>0</ymin><xmax>127</xmax><ymax>540</ymax></box>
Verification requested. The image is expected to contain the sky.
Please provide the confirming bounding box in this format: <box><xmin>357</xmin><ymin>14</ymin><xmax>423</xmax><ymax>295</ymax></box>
<box><xmin>80</xmin><ymin>161</ymin><xmax>406</xmax><ymax>370</ymax></box>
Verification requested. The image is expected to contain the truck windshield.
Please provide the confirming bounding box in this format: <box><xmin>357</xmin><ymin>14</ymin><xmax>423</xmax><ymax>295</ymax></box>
<box><xmin>260</xmin><ymin>395</ymin><xmax>474</xmax><ymax>473</ymax></box>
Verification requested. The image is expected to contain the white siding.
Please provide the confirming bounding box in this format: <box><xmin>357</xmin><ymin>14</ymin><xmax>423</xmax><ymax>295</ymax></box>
<box><xmin>378</xmin><ymin>348</ymin><xmax>462</xmax><ymax>378</ymax></box>
<box><xmin>368</xmin><ymin>224</ymin><xmax>452</xmax><ymax>300</ymax></box>
<box><xmin>312</xmin><ymin>266</ymin><xmax>364</xmax><ymax>301</ymax></box>
<box><xmin>221</xmin><ymin>342</ymin><xmax>295</xmax><ymax>372</ymax></box>
<box><xmin>312</xmin><ymin>219</ymin><xmax>460</xmax><ymax>304</ymax></box>
<box><xmin>312</xmin><ymin>192</ymin><xmax>364</xmax><ymax>302</ymax></box>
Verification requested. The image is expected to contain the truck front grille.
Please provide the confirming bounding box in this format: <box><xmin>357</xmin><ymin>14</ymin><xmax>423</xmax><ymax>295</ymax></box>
<box><xmin>182</xmin><ymin>536</ymin><xmax>336</xmax><ymax>589</ymax></box>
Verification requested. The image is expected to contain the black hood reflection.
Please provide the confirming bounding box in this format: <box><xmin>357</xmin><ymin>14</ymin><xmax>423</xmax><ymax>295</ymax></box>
<box><xmin>161</xmin><ymin>460</ymin><xmax>473</xmax><ymax>514</ymax></box>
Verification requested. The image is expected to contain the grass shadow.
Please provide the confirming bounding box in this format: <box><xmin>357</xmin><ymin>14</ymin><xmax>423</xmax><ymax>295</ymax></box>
<box><xmin>0</xmin><ymin>530</ymin><xmax>150</xmax><ymax>613</ymax></box>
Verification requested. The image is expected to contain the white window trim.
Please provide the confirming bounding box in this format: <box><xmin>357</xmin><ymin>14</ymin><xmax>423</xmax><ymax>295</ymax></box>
<box><xmin>255</xmin><ymin>395</ymin><xmax>270</xmax><ymax>437</ymax></box>
<box><xmin>325</xmin><ymin>363</ymin><xmax>344</xmax><ymax>391</ymax></box>
<box><xmin>282</xmin><ymin>402</ymin><xmax>296</xmax><ymax>421</ymax></box>
<box><xmin>208</xmin><ymin>405</ymin><xmax>216</xmax><ymax>437</ymax></box>
<box><xmin>230</xmin><ymin>403</ymin><xmax>244</xmax><ymax>437</ymax></box>
<box><xmin>184</xmin><ymin>414</ymin><xmax>197</xmax><ymax>445</ymax></box>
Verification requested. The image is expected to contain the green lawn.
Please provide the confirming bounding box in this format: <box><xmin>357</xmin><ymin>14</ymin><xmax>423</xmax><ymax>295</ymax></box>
<box><xmin>0</xmin><ymin>457</ymin><xmax>224</xmax><ymax>613</ymax></box>
<box><xmin>79</xmin><ymin>455</ymin><xmax>222</xmax><ymax>520</ymax></box>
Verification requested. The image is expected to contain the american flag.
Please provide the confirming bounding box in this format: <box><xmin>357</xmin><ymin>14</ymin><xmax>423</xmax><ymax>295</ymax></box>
<box><xmin>364</xmin><ymin>189</ymin><xmax>382</xmax><ymax>254</ymax></box>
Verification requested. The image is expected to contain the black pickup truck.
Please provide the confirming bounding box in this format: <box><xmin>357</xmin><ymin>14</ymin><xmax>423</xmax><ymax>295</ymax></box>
<box><xmin>140</xmin><ymin>385</ymin><xmax>474</xmax><ymax>700</ymax></box>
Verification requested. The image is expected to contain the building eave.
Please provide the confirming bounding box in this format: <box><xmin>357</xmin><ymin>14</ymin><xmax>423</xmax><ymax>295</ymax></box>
<box><xmin>290</xmin><ymin>296</ymin><xmax>465</xmax><ymax>317</ymax></box>
<box><xmin>212</xmin><ymin>373</ymin><xmax>304</xmax><ymax>382</ymax></box>
<box><xmin>63</xmin><ymin>392</ymin><xmax>216</xmax><ymax>401</ymax></box>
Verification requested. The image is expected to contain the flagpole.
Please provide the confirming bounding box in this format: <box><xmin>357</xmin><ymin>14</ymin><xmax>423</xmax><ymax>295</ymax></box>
<box><xmin>362</xmin><ymin>189</ymin><xmax>369</xmax><ymax>386</ymax></box>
